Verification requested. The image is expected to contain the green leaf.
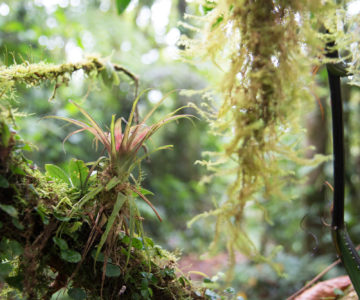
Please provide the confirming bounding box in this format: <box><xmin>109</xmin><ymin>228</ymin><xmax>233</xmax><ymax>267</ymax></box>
<box><xmin>0</xmin><ymin>262</ymin><xmax>13</xmax><ymax>277</ymax></box>
<box><xmin>68</xmin><ymin>159</ymin><xmax>89</xmax><ymax>191</ymax></box>
<box><xmin>45</xmin><ymin>164</ymin><xmax>71</xmax><ymax>185</ymax></box>
<box><xmin>131</xmin><ymin>237</ymin><xmax>143</xmax><ymax>250</ymax></box>
<box><xmin>116</xmin><ymin>0</ymin><xmax>131</xmax><ymax>14</ymax></box>
<box><xmin>10</xmin><ymin>165</ymin><xmax>26</xmax><ymax>176</ymax></box>
<box><xmin>105</xmin><ymin>264</ymin><xmax>121</xmax><ymax>277</ymax></box>
<box><xmin>53</xmin><ymin>237</ymin><xmax>68</xmax><ymax>250</ymax></box>
<box><xmin>0</xmin><ymin>204</ymin><xmax>18</xmax><ymax>218</ymax></box>
<box><xmin>0</xmin><ymin>239</ymin><xmax>23</xmax><ymax>259</ymax></box>
<box><xmin>94</xmin><ymin>192</ymin><xmax>126</xmax><ymax>265</ymax></box>
<box><xmin>12</xmin><ymin>218</ymin><xmax>24</xmax><ymax>230</ymax></box>
<box><xmin>54</xmin><ymin>211</ymin><xmax>71</xmax><ymax>222</ymax></box>
<box><xmin>6</xmin><ymin>240</ymin><xmax>23</xmax><ymax>256</ymax></box>
<box><xmin>35</xmin><ymin>206</ymin><xmax>49</xmax><ymax>225</ymax></box>
<box><xmin>68</xmin><ymin>288</ymin><xmax>87</xmax><ymax>300</ymax></box>
<box><xmin>144</xmin><ymin>237</ymin><xmax>154</xmax><ymax>248</ymax></box>
<box><xmin>0</xmin><ymin>175</ymin><xmax>9</xmax><ymax>188</ymax></box>
<box><xmin>60</xmin><ymin>249</ymin><xmax>81</xmax><ymax>263</ymax></box>
<box><xmin>105</xmin><ymin>176</ymin><xmax>122</xmax><ymax>191</ymax></box>
<box><xmin>68</xmin><ymin>221</ymin><xmax>82</xmax><ymax>233</ymax></box>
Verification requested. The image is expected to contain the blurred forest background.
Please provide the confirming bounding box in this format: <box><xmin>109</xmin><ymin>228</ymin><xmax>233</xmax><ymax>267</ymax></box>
<box><xmin>2</xmin><ymin>0</ymin><xmax>360</xmax><ymax>299</ymax></box>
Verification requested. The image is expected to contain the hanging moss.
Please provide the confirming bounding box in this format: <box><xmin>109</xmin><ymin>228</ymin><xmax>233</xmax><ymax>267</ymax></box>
<box><xmin>180</xmin><ymin>0</ymin><xmax>359</xmax><ymax>277</ymax></box>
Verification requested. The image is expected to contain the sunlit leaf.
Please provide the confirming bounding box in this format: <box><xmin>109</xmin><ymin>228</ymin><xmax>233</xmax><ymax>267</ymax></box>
<box><xmin>131</xmin><ymin>237</ymin><xmax>143</xmax><ymax>250</ymax></box>
<box><xmin>45</xmin><ymin>164</ymin><xmax>71</xmax><ymax>185</ymax></box>
<box><xmin>68</xmin><ymin>159</ymin><xmax>89</xmax><ymax>191</ymax></box>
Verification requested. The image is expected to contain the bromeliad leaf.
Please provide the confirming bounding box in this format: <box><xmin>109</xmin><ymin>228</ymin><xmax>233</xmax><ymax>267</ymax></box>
<box><xmin>45</xmin><ymin>164</ymin><xmax>71</xmax><ymax>186</ymax></box>
<box><xmin>94</xmin><ymin>192</ymin><xmax>127</xmax><ymax>266</ymax></box>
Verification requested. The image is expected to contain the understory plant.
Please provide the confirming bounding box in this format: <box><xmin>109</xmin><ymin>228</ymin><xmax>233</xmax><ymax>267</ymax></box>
<box><xmin>0</xmin><ymin>59</ymin><xmax>206</xmax><ymax>299</ymax></box>
<box><xmin>45</xmin><ymin>91</ymin><xmax>192</xmax><ymax>271</ymax></box>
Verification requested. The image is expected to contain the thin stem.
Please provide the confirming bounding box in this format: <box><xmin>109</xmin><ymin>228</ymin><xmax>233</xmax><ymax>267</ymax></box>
<box><xmin>326</xmin><ymin>41</ymin><xmax>345</xmax><ymax>229</ymax></box>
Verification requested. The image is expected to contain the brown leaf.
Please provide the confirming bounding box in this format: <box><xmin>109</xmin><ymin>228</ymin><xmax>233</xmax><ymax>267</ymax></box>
<box><xmin>295</xmin><ymin>276</ymin><xmax>352</xmax><ymax>300</ymax></box>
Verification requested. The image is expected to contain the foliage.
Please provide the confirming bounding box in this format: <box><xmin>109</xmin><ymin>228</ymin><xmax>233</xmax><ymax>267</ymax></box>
<box><xmin>0</xmin><ymin>59</ymin><xmax>205</xmax><ymax>299</ymax></box>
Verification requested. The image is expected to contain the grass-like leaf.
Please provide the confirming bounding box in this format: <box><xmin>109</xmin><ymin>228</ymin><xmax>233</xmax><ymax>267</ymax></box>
<box><xmin>94</xmin><ymin>192</ymin><xmax>127</xmax><ymax>269</ymax></box>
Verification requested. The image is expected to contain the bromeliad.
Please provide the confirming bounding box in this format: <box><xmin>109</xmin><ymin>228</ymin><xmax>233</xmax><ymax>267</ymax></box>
<box><xmin>47</xmin><ymin>91</ymin><xmax>191</xmax><ymax>177</ymax></box>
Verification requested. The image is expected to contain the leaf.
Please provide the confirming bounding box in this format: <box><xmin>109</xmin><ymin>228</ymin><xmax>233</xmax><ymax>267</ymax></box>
<box><xmin>94</xmin><ymin>192</ymin><xmax>126</xmax><ymax>265</ymax></box>
<box><xmin>105</xmin><ymin>263</ymin><xmax>121</xmax><ymax>277</ymax></box>
<box><xmin>131</xmin><ymin>237</ymin><xmax>143</xmax><ymax>250</ymax></box>
<box><xmin>60</xmin><ymin>249</ymin><xmax>81</xmax><ymax>263</ymax></box>
<box><xmin>116</xmin><ymin>0</ymin><xmax>131</xmax><ymax>14</ymax></box>
<box><xmin>6</xmin><ymin>240</ymin><xmax>23</xmax><ymax>256</ymax></box>
<box><xmin>53</xmin><ymin>211</ymin><xmax>71</xmax><ymax>222</ymax></box>
<box><xmin>295</xmin><ymin>276</ymin><xmax>351</xmax><ymax>300</ymax></box>
<box><xmin>105</xmin><ymin>176</ymin><xmax>122</xmax><ymax>191</ymax></box>
<box><xmin>12</xmin><ymin>218</ymin><xmax>24</xmax><ymax>230</ymax></box>
<box><xmin>45</xmin><ymin>164</ymin><xmax>71</xmax><ymax>185</ymax></box>
<box><xmin>126</xmin><ymin>196</ymin><xmax>136</xmax><ymax>266</ymax></box>
<box><xmin>68</xmin><ymin>221</ymin><xmax>82</xmax><ymax>233</ymax></box>
<box><xmin>10</xmin><ymin>165</ymin><xmax>26</xmax><ymax>176</ymax></box>
<box><xmin>68</xmin><ymin>159</ymin><xmax>89</xmax><ymax>191</ymax></box>
<box><xmin>0</xmin><ymin>262</ymin><xmax>12</xmax><ymax>277</ymax></box>
<box><xmin>68</xmin><ymin>288</ymin><xmax>87</xmax><ymax>300</ymax></box>
<box><xmin>70</xmin><ymin>185</ymin><xmax>104</xmax><ymax>216</ymax></box>
<box><xmin>53</xmin><ymin>237</ymin><xmax>68</xmax><ymax>250</ymax></box>
<box><xmin>35</xmin><ymin>206</ymin><xmax>49</xmax><ymax>225</ymax></box>
<box><xmin>144</xmin><ymin>237</ymin><xmax>154</xmax><ymax>248</ymax></box>
<box><xmin>0</xmin><ymin>204</ymin><xmax>18</xmax><ymax>218</ymax></box>
<box><xmin>0</xmin><ymin>239</ymin><xmax>23</xmax><ymax>259</ymax></box>
<box><xmin>0</xmin><ymin>175</ymin><xmax>9</xmax><ymax>188</ymax></box>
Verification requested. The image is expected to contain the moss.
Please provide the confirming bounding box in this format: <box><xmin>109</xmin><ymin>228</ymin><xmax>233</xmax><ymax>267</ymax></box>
<box><xmin>181</xmin><ymin>0</ymin><xmax>348</xmax><ymax>276</ymax></box>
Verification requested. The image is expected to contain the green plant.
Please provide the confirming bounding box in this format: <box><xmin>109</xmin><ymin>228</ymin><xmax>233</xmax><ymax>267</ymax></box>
<box><xmin>45</xmin><ymin>92</ymin><xmax>192</xmax><ymax>277</ymax></box>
